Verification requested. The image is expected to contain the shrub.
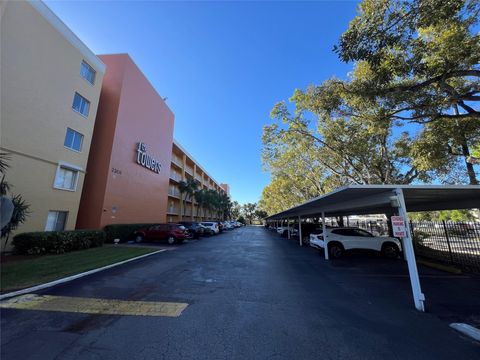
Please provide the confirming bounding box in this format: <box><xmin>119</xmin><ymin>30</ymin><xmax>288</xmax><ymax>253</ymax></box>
<box><xmin>12</xmin><ymin>230</ymin><xmax>105</xmax><ymax>255</ymax></box>
<box><xmin>103</xmin><ymin>223</ymin><xmax>158</xmax><ymax>243</ymax></box>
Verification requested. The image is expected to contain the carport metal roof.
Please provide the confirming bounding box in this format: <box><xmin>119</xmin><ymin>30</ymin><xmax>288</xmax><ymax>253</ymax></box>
<box><xmin>266</xmin><ymin>185</ymin><xmax>480</xmax><ymax>220</ymax></box>
<box><xmin>265</xmin><ymin>184</ymin><xmax>480</xmax><ymax>312</ymax></box>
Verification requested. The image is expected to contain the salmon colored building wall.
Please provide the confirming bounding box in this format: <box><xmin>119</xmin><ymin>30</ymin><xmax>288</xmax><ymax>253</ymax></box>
<box><xmin>77</xmin><ymin>54</ymin><xmax>174</xmax><ymax>229</ymax></box>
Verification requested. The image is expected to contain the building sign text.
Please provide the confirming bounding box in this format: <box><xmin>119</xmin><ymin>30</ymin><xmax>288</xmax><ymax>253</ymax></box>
<box><xmin>136</xmin><ymin>142</ymin><xmax>161</xmax><ymax>174</ymax></box>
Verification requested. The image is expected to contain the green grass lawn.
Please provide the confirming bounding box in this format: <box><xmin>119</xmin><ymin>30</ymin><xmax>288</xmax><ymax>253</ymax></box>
<box><xmin>1</xmin><ymin>246</ymin><xmax>159</xmax><ymax>293</ymax></box>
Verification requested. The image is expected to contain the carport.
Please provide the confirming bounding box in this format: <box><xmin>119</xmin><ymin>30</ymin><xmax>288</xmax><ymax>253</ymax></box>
<box><xmin>266</xmin><ymin>185</ymin><xmax>480</xmax><ymax>311</ymax></box>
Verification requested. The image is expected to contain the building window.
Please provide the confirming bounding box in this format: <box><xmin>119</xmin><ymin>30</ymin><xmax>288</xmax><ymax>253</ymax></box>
<box><xmin>54</xmin><ymin>166</ymin><xmax>79</xmax><ymax>191</ymax></box>
<box><xmin>80</xmin><ymin>60</ymin><xmax>96</xmax><ymax>85</ymax></box>
<box><xmin>45</xmin><ymin>211</ymin><xmax>68</xmax><ymax>231</ymax></box>
<box><xmin>72</xmin><ymin>92</ymin><xmax>90</xmax><ymax>117</ymax></box>
<box><xmin>64</xmin><ymin>128</ymin><xmax>84</xmax><ymax>152</ymax></box>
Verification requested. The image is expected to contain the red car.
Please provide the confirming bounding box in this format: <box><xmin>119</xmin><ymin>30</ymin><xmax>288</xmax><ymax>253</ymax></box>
<box><xmin>133</xmin><ymin>223</ymin><xmax>191</xmax><ymax>244</ymax></box>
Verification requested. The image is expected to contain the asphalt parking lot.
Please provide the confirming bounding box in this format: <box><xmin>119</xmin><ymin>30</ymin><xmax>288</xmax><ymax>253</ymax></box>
<box><xmin>1</xmin><ymin>226</ymin><xmax>479</xmax><ymax>359</ymax></box>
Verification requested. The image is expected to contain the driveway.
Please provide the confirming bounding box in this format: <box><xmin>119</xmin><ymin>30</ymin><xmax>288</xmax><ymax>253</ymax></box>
<box><xmin>1</xmin><ymin>226</ymin><xmax>479</xmax><ymax>359</ymax></box>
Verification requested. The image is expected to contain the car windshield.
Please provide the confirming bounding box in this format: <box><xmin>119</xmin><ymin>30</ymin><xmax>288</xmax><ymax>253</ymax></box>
<box><xmin>177</xmin><ymin>225</ymin><xmax>186</xmax><ymax>230</ymax></box>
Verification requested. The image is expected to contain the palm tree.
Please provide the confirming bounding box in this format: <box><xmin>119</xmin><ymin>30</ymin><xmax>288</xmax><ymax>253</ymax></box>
<box><xmin>203</xmin><ymin>189</ymin><xmax>217</xmax><ymax>220</ymax></box>
<box><xmin>178</xmin><ymin>178</ymin><xmax>198</xmax><ymax>220</ymax></box>
<box><xmin>188</xmin><ymin>180</ymin><xmax>199</xmax><ymax>220</ymax></box>
<box><xmin>178</xmin><ymin>180</ymin><xmax>189</xmax><ymax>219</ymax></box>
<box><xmin>194</xmin><ymin>188</ymin><xmax>207</xmax><ymax>220</ymax></box>
<box><xmin>1</xmin><ymin>152</ymin><xmax>30</xmax><ymax>251</ymax></box>
<box><xmin>219</xmin><ymin>193</ymin><xmax>232</xmax><ymax>220</ymax></box>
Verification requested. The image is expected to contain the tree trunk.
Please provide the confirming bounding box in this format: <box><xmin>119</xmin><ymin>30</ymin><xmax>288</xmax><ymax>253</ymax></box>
<box><xmin>461</xmin><ymin>140</ymin><xmax>478</xmax><ymax>185</ymax></box>
<box><xmin>453</xmin><ymin>104</ymin><xmax>478</xmax><ymax>185</ymax></box>
<box><xmin>191</xmin><ymin>197</ymin><xmax>194</xmax><ymax>221</ymax></box>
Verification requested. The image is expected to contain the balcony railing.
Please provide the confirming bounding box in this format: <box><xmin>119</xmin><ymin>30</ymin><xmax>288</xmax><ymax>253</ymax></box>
<box><xmin>170</xmin><ymin>171</ymin><xmax>182</xmax><ymax>182</ymax></box>
<box><xmin>168</xmin><ymin>188</ymin><xmax>181</xmax><ymax>197</ymax></box>
<box><xmin>185</xmin><ymin>166</ymin><xmax>193</xmax><ymax>175</ymax></box>
<box><xmin>171</xmin><ymin>155</ymin><xmax>183</xmax><ymax>168</ymax></box>
<box><xmin>167</xmin><ymin>206</ymin><xmax>179</xmax><ymax>214</ymax></box>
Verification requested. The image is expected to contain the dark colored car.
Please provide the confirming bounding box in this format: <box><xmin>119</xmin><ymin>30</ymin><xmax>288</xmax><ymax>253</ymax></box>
<box><xmin>133</xmin><ymin>223</ymin><xmax>191</xmax><ymax>244</ymax></box>
<box><xmin>284</xmin><ymin>223</ymin><xmax>324</xmax><ymax>242</ymax></box>
<box><xmin>178</xmin><ymin>221</ymin><xmax>205</xmax><ymax>239</ymax></box>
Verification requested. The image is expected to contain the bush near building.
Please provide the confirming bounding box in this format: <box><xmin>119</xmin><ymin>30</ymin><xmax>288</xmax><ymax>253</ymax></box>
<box><xmin>12</xmin><ymin>230</ymin><xmax>105</xmax><ymax>255</ymax></box>
<box><xmin>104</xmin><ymin>223</ymin><xmax>158</xmax><ymax>243</ymax></box>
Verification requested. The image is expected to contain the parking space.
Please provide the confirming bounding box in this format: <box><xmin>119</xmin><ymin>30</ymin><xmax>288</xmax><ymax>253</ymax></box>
<box><xmin>2</xmin><ymin>226</ymin><xmax>479</xmax><ymax>359</ymax></box>
<box><xmin>272</xmin><ymin>226</ymin><xmax>480</xmax><ymax>327</ymax></box>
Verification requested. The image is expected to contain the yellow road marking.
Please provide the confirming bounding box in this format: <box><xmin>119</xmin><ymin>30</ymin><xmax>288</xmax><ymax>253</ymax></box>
<box><xmin>0</xmin><ymin>294</ymin><xmax>188</xmax><ymax>317</ymax></box>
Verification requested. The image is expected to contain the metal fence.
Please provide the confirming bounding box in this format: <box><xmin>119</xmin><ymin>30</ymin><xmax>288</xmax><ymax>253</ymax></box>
<box><xmin>276</xmin><ymin>218</ymin><xmax>480</xmax><ymax>271</ymax></box>
<box><xmin>410</xmin><ymin>221</ymin><xmax>480</xmax><ymax>272</ymax></box>
<box><xmin>343</xmin><ymin>219</ymin><xmax>480</xmax><ymax>272</ymax></box>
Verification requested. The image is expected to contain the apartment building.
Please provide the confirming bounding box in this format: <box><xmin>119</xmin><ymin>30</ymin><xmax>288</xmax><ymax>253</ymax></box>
<box><xmin>1</xmin><ymin>2</ymin><xmax>228</xmax><ymax>236</ymax></box>
<box><xmin>76</xmin><ymin>54</ymin><xmax>174</xmax><ymax>229</ymax></box>
<box><xmin>0</xmin><ymin>1</ymin><xmax>105</xmax><ymax>239</ymax></box>
<box><xmin>168</xmin><ymin>140</ymin><xmax>226</xmax><ymax>223</ymax></box>
<box><xmin>76</xmin><ymin>54</ymin><xmax>228</xmax><ymax>229</ymax></box>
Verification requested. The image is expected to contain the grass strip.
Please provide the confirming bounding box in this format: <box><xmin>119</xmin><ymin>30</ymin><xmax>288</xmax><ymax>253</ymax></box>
<box><xmin>1</xmin><ymin>246</ymin><xmax>159</xmax><ymax>293</ymax></box>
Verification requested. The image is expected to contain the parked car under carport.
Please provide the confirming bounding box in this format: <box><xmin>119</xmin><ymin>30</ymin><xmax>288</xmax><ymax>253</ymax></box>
<box><xmin>265</xmin><ymin>184</ymin><xmax>480</xmax><ymax>312</ymax></box>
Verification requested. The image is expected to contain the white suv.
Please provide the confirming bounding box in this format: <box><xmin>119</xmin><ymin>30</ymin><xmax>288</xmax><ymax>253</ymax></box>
<box><xmin>201</xmin><ymin>222</ymin><xmax>220</xmax><ymax>235</ymax></box>
<box><xmin>309</xmin><ymin>227</ymin><xmax>402</xmax><ymax>259</ymax></box>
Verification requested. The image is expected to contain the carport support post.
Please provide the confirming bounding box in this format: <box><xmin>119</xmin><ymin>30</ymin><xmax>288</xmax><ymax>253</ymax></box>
<box><xmin>395</xmin><ymin>188</ymin><xmax>425</xmax><ymax>312</ymax></box>
<box><xmin>287</xmin><ymin>218</ymin><xmax>291</xmax><ymax>239</ymax></box>
<box><xmin>322</xmin><ymin>212</ymin><xmax>329</xmax><ymax>260</ymax></box>
<box><xmin>298</xmin><ymin>216</ymin><xmax>302</xmax><ymax>246</ymax></box>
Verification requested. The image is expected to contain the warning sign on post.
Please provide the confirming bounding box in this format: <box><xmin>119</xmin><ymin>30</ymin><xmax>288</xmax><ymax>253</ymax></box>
<box><xmin>391</xmin><ymin>216</ymin><xmax>406</xmax><ymax>237</ymax></box>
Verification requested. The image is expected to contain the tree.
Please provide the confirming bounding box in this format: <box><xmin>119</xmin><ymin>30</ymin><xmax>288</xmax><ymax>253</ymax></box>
<box><xmin>241</xmin><ymin>203</ymin><xmax>257</xmax><ymax>224</ymax></box>
<box><xmin>1</xmin><ymin>153</ymin><xmax>30</xmax><ymax>251</ymax></box>
<box><xmin>411</xmin><ymin>116</ymin><xmax>480</xmax><ymax>183</ymax></box>
<box><xmin>254</xmin><ymin>209</ymin><xmax>268</xmax><ymax>221</ymax></box>
<box><xmin>332</xmin><ymin>0</ymin><xmax>480</xmax><ymax>183</ymax></box>
<box><xmin>409</xmin><ymin>209</ymin><xmax>476</xmax><ymax>221</ymax></box>
<box><xmin>231</xmin><ymin>201</ymin><xmax>242</xmax><ymax>220</ymax></box>
<box><xmin>194</xmin><ymin>188</ymin><xmax>207</xmax><ymax>220</ymax></box>
<box><xmin>335</xmin><ymin>0</ymin><xmax>480</xmax><ymax>123</ymax></box>
<box><xmin>178</xmin><ymin>178</ymin><xmax>198</xmax><ymax>219</ymax></box>
<box><xmin>218</xmin><ymin>192</ymin><xmax>232</xmax><ymax>220</ymax></box>
<box><xmin>260</xmin><ymin>76</ymin><xmax>433</xmax><ymax>216</ymax></box>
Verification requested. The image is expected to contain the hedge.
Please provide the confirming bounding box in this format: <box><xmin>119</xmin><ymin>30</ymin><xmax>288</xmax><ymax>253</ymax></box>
<box><xmin>103</xmin><ymin>223</ymin><xmax>158</xmax><ymax>243</ymax></box>
<box><xmin>12</xmin><ymin>230</ymin><xmax>105</xmax><ymax>255</ymax></box>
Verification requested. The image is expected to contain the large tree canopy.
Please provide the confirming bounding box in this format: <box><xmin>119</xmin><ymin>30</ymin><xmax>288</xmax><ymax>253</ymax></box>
<box><xmin>259</xmin><ymin>0</ymin><xmax>479</xmax><ymax>215</ymax></box>
<box><xmin>334</xmin><ymin>0</ymin><xmax>480</xmax><ymax>123</ymax></box>
<box><xmin>260</xmin><ymin>80</ymin><xmax>432</xmax><ymax>214</ymax></box>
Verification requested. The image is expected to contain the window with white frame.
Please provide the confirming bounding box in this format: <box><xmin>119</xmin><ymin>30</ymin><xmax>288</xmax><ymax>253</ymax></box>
<box><xmin>64</xmin><ymin>128</ymin><xmax>84</xmax><ymax>151</ymax></box>
<box><xmin>80</xmin><ymin>60</ymin><xmax>96</xmax><ymax>85</ymax></box>
<box><xmin>45</xmin><ymin>211</ymin><xmax>68</xmax><ymax>231</ymax></box>
<box><xmin>72</xmin><ymin>92</ymin><xmax>90</xmax><ymax>117</ymax></box>
<box><xmin>54</xmin><ymin>166</ymin><xmax>79</xmax><ymax>191</ymax></box>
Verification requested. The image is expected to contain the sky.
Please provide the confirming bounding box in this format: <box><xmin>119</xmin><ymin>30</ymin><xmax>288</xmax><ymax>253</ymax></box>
<box><xmin>45</xmin><ymin>0</ymin><xmax>360</xmax><ymax>204</ymax></box>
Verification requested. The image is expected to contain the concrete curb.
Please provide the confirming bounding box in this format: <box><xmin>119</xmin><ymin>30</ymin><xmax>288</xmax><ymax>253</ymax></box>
<box><xmin>450</xmin><ymin>323</ymin><xmax>480</xmax><ymax>342</ymax></box>
<box><xmin>0</xmin><ymin>249</ymin><xmax>166</xmax><ymax>301</ymax></box>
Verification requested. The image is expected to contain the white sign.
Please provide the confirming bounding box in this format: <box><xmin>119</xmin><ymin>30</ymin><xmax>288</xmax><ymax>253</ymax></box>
<box><xmin>391</xmin><ymin>216</ymin><xmax>406</xmax><ymax>237</ymax></box>
<box><xmin>136</xmin><ymin>142</ymin><xmax>161</xmax><ymax>174</ymax></box>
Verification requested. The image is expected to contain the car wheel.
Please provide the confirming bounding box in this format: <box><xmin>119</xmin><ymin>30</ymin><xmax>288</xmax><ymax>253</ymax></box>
<box><xmin>167</xmin><ymin>236</ymin><xmax>176</xmax><ymax>245</ymax></box>
<box><xmin>382</xmin><ymin>243</ymin><xmax>399</xmax><ymax>259</ymax></box>
<box><xmin>135</xmin><ymin>234</ymin><xmax>144</xmax><ymax>243</ymax></box>
<box><xmin>329</xmin><ymin>243</ymin><xmax>344</xmax><ymax>259</ymax></box>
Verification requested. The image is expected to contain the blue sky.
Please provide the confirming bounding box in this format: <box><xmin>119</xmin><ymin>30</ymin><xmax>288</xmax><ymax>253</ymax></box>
<box><xmin>46</xmin><ymin>0</ymin><xmax>359</xmax><ymax>204</ymax></box>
